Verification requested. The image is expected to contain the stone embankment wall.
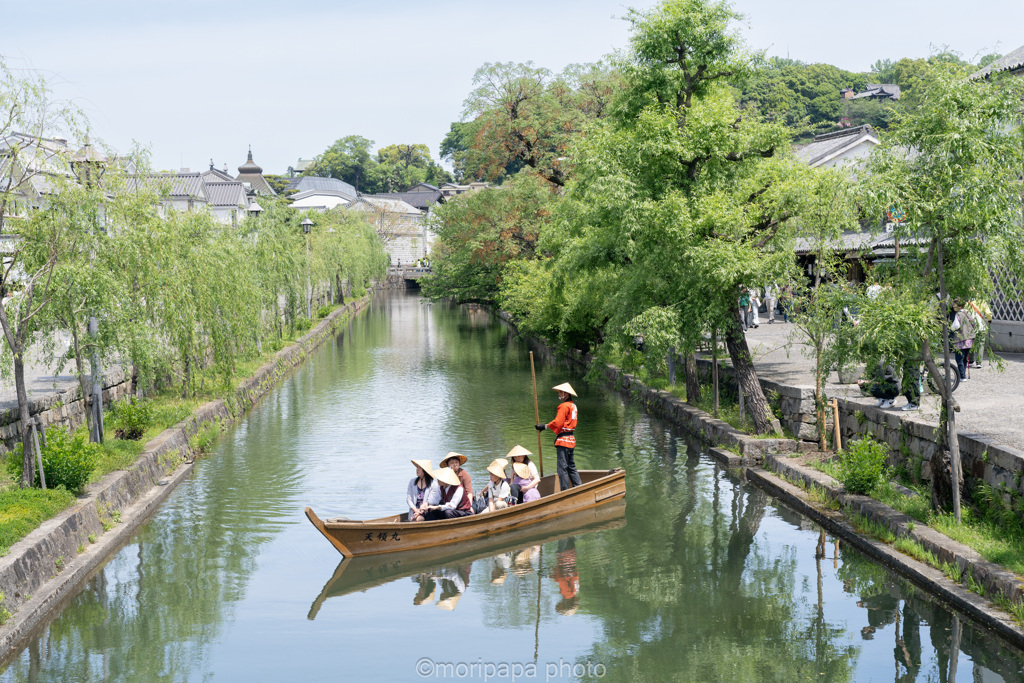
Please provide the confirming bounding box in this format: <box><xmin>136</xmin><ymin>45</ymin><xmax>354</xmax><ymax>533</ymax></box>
<box><xmin>0</xmin><ymin>297</ymin><xmax>368</xmax><ymax>659</ymax></box>
<box><xmin>504</xmin><ymin>309</ymin><xmax>1024</xmax><ymax>512</ymax></box>
<box><xmin>0</xmin><ymin>372</ymin><xmax>134</xmax><ymax>454</ymax></box>
<box><xmin>693</xmin><ymin>356</ymin><xmax>1024</xmax><ymax>510</ymax></box>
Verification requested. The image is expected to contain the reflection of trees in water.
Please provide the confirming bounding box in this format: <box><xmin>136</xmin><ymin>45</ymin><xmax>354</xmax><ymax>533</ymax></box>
<box><xmin>566</xmin><ymin>427</ymin><xmax>858</xmax><ymax>682</ymax></box>
<box><xmin>1</xmin><ymin>388</ymin><xmax>307</xmax><ymax>682</ymax></box>
<box><xmin>837</xmin><ymin>550</ymin><xmax>1024</xmax><ymax>682</ymax></box>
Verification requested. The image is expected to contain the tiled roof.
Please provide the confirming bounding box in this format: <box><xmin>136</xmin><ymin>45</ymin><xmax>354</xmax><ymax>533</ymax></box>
<box><xmin>792</xmin><ymin>125</ymin><xmax>879</xmax><ymax>167</ymax></box>
<box><xmin>128</xmin><ymin>173</ymin><xmax>208</xmax><ymax>202</ymax></box>
<box><xmin>972</xmin><ymin>44</ymin><xmax>1024</xmax><ymax>79</ymax></box>
<box><xmin>349</xmin><ymin>196</ymin><xmax>422</xmax><ymax>216</ymax></box>
<box><xmin>203</xmin><ymin>181</ymin><xmax>247</xmax><ymax>207</ymax></box>
<box><xmin>368</xmin><ymin>189</ymin><xmax>443</xmax><ymax>211</ymax></box>
<box><xmin>286</xmin><ymin>175</ymin><xmax>357</xmax><ymax>198</ymax></box>
<box><xmin>851</xmin><ymin>84</ymin><xmax>900</xmax><ymax>100</ymax></box>
<box><xmin>236</xmin><ymin>172</ymin><xmax>275</xmax><ymax>196</ymax></box>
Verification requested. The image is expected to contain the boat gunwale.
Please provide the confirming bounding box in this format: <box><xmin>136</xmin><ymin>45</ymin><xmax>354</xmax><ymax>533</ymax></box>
<box><xmin>317</xmin><ymin>468</ymin><xmax>624</xmax><ymax>531</ymax></box>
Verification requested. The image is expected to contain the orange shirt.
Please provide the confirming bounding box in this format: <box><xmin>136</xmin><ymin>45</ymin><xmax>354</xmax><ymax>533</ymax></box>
<box><xmin>547</xmin><ymin>400</ymin><xmax>577</xmax><ymax>448</ymax></box>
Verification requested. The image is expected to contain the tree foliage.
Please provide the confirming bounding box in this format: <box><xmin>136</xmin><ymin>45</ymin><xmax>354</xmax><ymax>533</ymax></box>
<box><xmin>457</xmin><ymin>61</ymin><xmax>619</xmax><ymax>186</ymax></box>
<box><xmin>305</xmin><ymin>136</ymin><xmax>451</xmax><ymax>194</ymax></box>
<box><xmin>421</xmin><ymin>173</ymin><xmax>554</xmax><ymax>303</ymax></box>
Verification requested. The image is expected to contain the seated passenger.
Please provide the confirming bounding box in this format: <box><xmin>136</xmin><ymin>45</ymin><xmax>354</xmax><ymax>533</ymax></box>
<box><xmin>485</xmin><ymin>460</ymin><xmax>512</xmax><ymax>513</ymax></box>
<box><xmin>440</xmin><ymin>451</ymin><xmax>473</xmax><ymax>500</ymax></box>
<box><xmin>408</xmin><ymin>459</ymin><xmax>439</xmax><ymax>522</ymax></box>
<box><xmin>425</xmin><ymin>467</ymin><xmax>473</xmax><ymax>520</ymax></box>
<box><xmin>507</xmin><ymin>445</ymin><xmax>541</xmax><ymax>504</ymax></box>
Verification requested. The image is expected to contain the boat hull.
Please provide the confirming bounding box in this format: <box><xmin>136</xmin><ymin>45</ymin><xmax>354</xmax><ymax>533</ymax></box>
<box><xmin>307</xmin><ymin>499</ymin><xmax>625</xmax><ymax>619</ymax></box>
<box><xmin>305</xmin><ymin>468</ymin><xmax>625</xmax><ymax>557</ymax></box>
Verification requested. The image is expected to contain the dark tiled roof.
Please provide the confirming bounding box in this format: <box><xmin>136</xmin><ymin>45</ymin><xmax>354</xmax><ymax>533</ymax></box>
<box><xmin>851</xmin><ymin>84</ymin><xmax>900</xmax><ymax>100</ymax></box>
<box><xmin>972</xmin><ymin>44</ymin><xmax>1024</xmax><ymax>79</ymax></box>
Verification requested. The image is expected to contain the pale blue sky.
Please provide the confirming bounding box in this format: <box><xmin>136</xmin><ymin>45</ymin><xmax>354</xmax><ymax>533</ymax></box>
<box><xmin>3</xmin><ymin>1</ymin><xmax>1021</xmax><ymax>175</ymax></box>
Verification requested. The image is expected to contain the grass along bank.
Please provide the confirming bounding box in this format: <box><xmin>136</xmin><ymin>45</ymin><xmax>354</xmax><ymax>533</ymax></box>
<box><xmin>795</xmin><ymin>448</ymin><xmax>1024</xmax><ymax>625</ymax></box>
<box><xmin>0</xmin><ymin>301</ymin><xmax>360</xmax><ymax>557</ymax></box>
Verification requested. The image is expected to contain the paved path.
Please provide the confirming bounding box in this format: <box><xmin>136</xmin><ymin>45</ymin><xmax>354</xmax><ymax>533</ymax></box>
<box><xmin>0</xmin><ymin>335</ymin><xmax>90</xmax><ymax>412</ymax></box>
<box><xmin>733</xmin><ymin>319</ymin><xmax>1024</xmax><ymax>451</ymax></box>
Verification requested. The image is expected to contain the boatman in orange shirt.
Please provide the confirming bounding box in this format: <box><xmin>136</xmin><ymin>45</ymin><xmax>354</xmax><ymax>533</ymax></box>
<box><xmin>536</xmin><ymin>382</ymin><xmax>581</xmax><ymax>490</ymax></box>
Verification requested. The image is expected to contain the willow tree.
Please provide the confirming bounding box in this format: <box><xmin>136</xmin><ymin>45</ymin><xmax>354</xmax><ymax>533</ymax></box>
<box><xmin>0</xmin><ymin>60</ymin><xmax>85</xmax><ymax>485</ymax></box>
<box><xmin>862</xmin><ymin>63</ymin><xmax>1024</xmax><ymax>518</ymax></box>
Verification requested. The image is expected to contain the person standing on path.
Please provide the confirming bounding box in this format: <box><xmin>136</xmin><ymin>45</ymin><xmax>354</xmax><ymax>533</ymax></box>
<box><xmin>738</xmin><ymin>287</ymin><xmax>750</xmax><ymax>332</ymax></box>
<box><xmin>764</xmin><ymin>283</ymin><xmax>778</xmax><ymax>324</ymax></box>
<box><xmin>536</xmin><ymin>382</ymin><xmax>581</xmax><ymax>490</ymax></box>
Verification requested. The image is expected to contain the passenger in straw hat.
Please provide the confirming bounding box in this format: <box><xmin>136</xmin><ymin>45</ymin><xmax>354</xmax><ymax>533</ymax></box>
<box><xmin>484</xmin><ymin>459</ymin><xmax>512</xmax><ymax>513</ymax></box>
<box><xmin>425</xmin><ymin>466</ymin><xmax>472</xmax><ymax>519</ymax></box>
<box><xmin>439</xmin><ymin>451</ymin><xmax>473</xmax><ymax>500</ymax></box>
<box><xmin>535</xmin><ymin>382</ymin><xmax>581</xmax><ymax>490</ymax></box>
<box><xmin>408</xmin><ymin>459</ymin><xmax>439</xmax><ymax>522</ymax></box>
<box><xmin>507</xmin><ymin>445</ymin><xmax>541</xmax><ymax>504</ymax></box>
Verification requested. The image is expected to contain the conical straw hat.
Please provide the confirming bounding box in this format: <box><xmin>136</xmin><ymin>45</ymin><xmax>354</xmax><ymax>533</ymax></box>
<box><xmin>506</xmin><ymin>445</ymin><xmax>532</xmax><ymax>460</ymax></box>
<box><xmin>487</xmin><ymin>461</ymin><xmax>507</xmax><ymax>478</ymax></box>
<box><xmin>552</xmin><ymin>382</ymin><xmax>577</xmax><ymax>397</ymax></box>
<box><xmin>512</xmin><ymin>462</ymin><xmax>532</xmax><ymax>479</ymax></box>
<box><xmin>410</xmin><ymin>459</ymin><xmax>434</xmax><ymax>476</ymax></box>
<box><xmin>442</xmin><ymin>451</ymin><xmax>467</xmax><ymax>466</ymax></box>
<box><xmin>434</xmin><ymin>467</ymin><xmax>461</xmax><ymax>487</ymax></box>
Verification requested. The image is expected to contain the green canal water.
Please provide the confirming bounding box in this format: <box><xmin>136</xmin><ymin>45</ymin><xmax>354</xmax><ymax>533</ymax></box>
<box><xmin>2</xmin><ymin>291</ymin><xmax>1022</xmax><ymax>682</ymax></box>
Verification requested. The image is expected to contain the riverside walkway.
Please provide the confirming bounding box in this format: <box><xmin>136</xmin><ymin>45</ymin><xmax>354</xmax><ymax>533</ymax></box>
<box><xmin>737</xmin><ymin>320</ymin><xmax>1024</xmax><ymax>451</ymax></box>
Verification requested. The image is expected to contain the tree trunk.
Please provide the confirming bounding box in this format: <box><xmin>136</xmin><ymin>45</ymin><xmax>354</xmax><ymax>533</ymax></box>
<box><xmin>724</xmin><ymin>308</ymin><xmax>779</xmax><ymax>434</ymax></box>
<box><xmin>815</xmin><ymin>340</ymin><xmax>827</xmax><ymax>451</ymax></box>
<box><xmin>936</xmin><ymin>239</ymin><xmax>962</xmax><ymax>521</ymax></box>
<box><xmin>13</xmin><ymin>354</ymin><xmax>35</xmax><ymax>487</ymax></box>
<box><xmin>684</xmin><ymin>353</ymin><xmax>701</xmax><ymax>405</ymax></box>
<box><xmin>68</xmin><ymin>321</ymin><xmax>95</xmax><ymax>437</ymax></box>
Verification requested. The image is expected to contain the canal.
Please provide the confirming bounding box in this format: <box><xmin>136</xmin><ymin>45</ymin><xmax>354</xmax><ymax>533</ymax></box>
<box><xmin>2</xmin><ymin>291</ymin><xmax>1022</xmax><ymax>682</ymax></box>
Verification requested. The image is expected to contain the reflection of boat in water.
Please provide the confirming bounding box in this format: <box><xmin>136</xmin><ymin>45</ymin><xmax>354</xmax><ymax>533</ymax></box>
<box><xmin>308</xmin><ymin>499</ymin><xmax>626</xmax><ymax>620</ymax></box>
<box><xmin>305</xmin><ymin>469</ymin><xmax>625</xmax><ymax>558</ymax></box>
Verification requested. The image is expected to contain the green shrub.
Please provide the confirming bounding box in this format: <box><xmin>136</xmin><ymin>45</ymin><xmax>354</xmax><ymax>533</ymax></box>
<box><xmin>839</xmin><ymin>436</ymin><xmax>887</xmax><ymax>495</ymax></box>
<box><xmin>6</xmin><ymin>428</ymin><xmax>99</xmax><ymax>494</ymax></box>
<box><xmin>316</xmin><ymin>305</ymin><xmax>332</xmax><ymax>319</ymax></box>
<box><xmin>110</xmin><ymin>397</ymin><xmax>153</xmax><ymax>440</ymax></box>
<box><xmin>295</xmin><ymin>317</ymin><xmax>312</xmax><ymax>332</ymax></box>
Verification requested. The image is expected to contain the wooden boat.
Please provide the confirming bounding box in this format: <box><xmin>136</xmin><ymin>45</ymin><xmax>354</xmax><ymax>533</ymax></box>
<box><xmin>305</xmin><ymin>468</ymin><xmax>625</xmax><ymax>558</ymax></box>
<box><xmin>307</xmin><ymin>498</ymin><xmax>626</xmax><ymax>619</ymax></box>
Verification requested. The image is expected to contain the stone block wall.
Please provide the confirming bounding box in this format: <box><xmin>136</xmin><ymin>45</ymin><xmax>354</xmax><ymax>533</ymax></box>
<box><xmin>834</xmin><ymin>399</ymin><xmax>1024</xmax><ymax>510</ymax></box>
<box><xmin>0</xmin><ymin>370</ymin><xmax>133</xmax><ymax>454</ymax></box>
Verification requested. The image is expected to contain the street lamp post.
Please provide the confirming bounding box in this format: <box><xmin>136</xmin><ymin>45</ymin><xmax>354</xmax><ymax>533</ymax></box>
<box><xmin>71</xmin><ymin>139</ymin><xmax>108</xmax><ymax>444</ymax></box>
<box><xmin>301</xmin><ymin>218</ymin><xmax>313</xmax><ymax>319</ymax></box>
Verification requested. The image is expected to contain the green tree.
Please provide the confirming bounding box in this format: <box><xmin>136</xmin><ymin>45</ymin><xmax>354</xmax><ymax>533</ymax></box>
<box><xmin>421</xmin><ymin>172</ymin><xmax>554</xmax><ymax>304</ymax></box>
<box><xmin>504</xmin><ymin>0</ymin><xmax>798</xmax><ymax>433</ymax></box>
<box><xmin>787</xmin><ymin>168</ymin><xmax>860</xmax><ymax>449</ymax></box>
<box><xmin>862</xmin><ymin>64</ymin><xmax>1024</xmax><ymax>518</ymax></box>
<box><xmin>306</xmin><ymin>135</ymin><xmax>377</xmax><ymax>193</ymax></box>
<box><xmin>0</xmin><ymin>59</ymin><xmax>85</xmax><ymax>485</ymax></box>
<box><xmin>460</xmin><ymin>61</ymin><xmax>617</xmax><ymax>187</ymax></box>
